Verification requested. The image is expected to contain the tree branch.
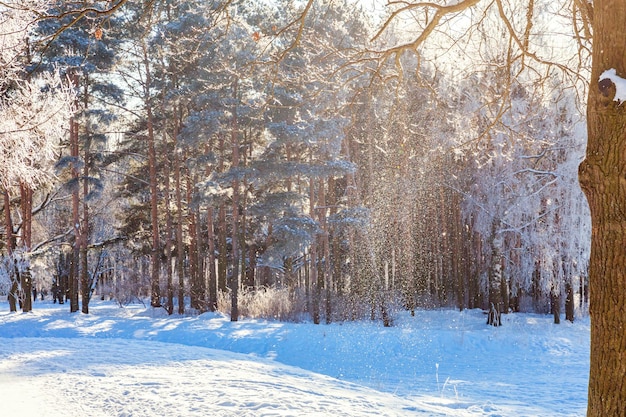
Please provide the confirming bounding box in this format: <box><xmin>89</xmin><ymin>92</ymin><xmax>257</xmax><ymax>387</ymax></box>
<box><xmin>372</xmin><ymin>0</ymin><xmax>482</xmax><ymax>48</ymax></box>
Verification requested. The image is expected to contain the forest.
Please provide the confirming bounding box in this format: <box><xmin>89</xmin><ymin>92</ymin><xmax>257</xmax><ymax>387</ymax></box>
<box><xmin>0</xmin><ymin>0</ymin><xmax>591</xmax><ymax>325</ymax></box>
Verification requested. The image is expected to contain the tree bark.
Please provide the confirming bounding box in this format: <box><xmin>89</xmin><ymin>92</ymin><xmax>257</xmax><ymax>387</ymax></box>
<box><xmin>174</xmin><ymin>144</ymin><xmax>185</xmax><ymax>315</ymax></box>
<box><xmin>309</xmin><ymin>158</ymin><xmax>320</xmax><ymax>324</ymax></box>
<box><xmin>4</xmin><ymin>190</ymin><xmax>18</xmax><ymax>312</ymax></box>
<box><xmin>207</xmin><ymin>206</ymin><xmax>217</xmax><ymax>311</ymax></box>
<box><xmin>551</xmin><ymin>291</ymin><xmax>561</xmax><ymax>325</ymax></box>
<box><xmin>487</xmin><ymin>222</ymin><xmax>503</xmax><ymax>326</ymax></box>
<box><xmin>230</xmin><ymin>79</ymin><xmax>240</xmax><ymax>322</ymax></box>
<box><xmin>217</xmin><ymin>134</ymin><xmax>227</xmax><ymax>294</ymax></box>
<box><xmin>196</xmin><ymin>197</ymin><xmax>205</xmax><ymax>310</ymax></box>
<box><xmin>578</xmin><ymin>1</ymin><xmax>626</xmax><ymax>414</ymax></box>
<box><xmin>19</xmin><ymin>183</ymin><xmax>33</xmax><ymax>313</ymax></box>
<box><xmin>81</xmin><ymin>82</ymin><xmax>90</xmax><ymax>314</ymax></box>
<box><xmin>318</xmin><ymin>178</ymin><xmax>331</xmax><ymax>324</ymax></box>
<box><xmin>164</xmin><ymin>138</ymin><xmax>174</xmax><ymax>315</ymax></box>
<box><xmin>69</xmin><ymin>75</ymin><xmax>80</xmax><ymax>313</ymax></box>
<box><xmin>143</xmin><ymin>42</ymin><xmax>161</xmax><ymax>308</ymax></box>
<box><xmin>565</xmin><ymin>280</ymin><xmax>575</xmax><ymax>322</ymax></box>
<box><xmin>188</xmin><ymin>173</ymin><xmax>200</xmax><ymax>310</ymax></box>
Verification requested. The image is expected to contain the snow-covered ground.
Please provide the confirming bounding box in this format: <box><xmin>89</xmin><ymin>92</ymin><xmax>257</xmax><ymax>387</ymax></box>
<box><xmin>0</xmin><ymin>300</ymin><xmax>589</xmax><ymax>416</ymax></box>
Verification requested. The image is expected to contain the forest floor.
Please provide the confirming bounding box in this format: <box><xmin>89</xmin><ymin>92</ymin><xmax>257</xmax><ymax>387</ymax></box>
<box><xmin>0</xmin><ymin>300</ymin><xmax>588</xmax><ymax>416</ymax></box>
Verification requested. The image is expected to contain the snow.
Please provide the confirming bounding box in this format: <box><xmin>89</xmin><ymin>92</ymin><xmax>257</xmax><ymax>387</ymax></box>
<box><xmin>0</xmin><ymin>300</ymin><xmax>589</xmax><ymax>416</ymax></box>
<box><xmin>599</xmin><ymin>68</ymin><xmax>626</xmax><ymax>103</ymax></box>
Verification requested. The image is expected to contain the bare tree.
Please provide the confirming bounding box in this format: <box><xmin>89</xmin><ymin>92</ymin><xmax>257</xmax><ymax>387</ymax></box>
<box><xmin>0</xmin><ymin>2</ymin><xmax>75</xmax><ymax>311</ymax></box>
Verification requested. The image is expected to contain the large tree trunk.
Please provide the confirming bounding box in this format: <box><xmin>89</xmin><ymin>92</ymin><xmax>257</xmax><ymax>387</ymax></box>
<box><xmin>578</xmin><ymin>1</ymin><xmax>626</xmax><ymax>414</ymax></box>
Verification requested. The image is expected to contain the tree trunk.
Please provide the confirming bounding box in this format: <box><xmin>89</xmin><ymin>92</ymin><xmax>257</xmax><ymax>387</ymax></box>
<box><xmin>196</xmin><ymin>201</ymin><xmax>205</xmax><ymax>310</ymax></box>
<box><xmin>174</xmin><ymin>144</ymin><xmax>185</xmax><ymax>315</ymax></box>
<box><xmin>241</xmin><ymin>179</ymin><xmax>250</xmax><ymax>290</ymax></box>
<box><xmin>230</xmin><ymin>79</ymin><xmax>240</xmax><ymax>322</ymax></box>
<box><xmin>19</xmin><ymin>183</ymin><xmax>33</xmax><ymax>313</ymax></box>
<box><xmin>230</xmin><ymin>179</ymin><xmax>239</xmax><ymax>321</ymax></box>
<box><xmin>164</xmin><ymin>139</ymin><xmax>174</xmax><ymax>315</ymax></box>
<box><xmin>240</xmin><ymin>141</ymin><xmax>250</xmax><ymax>291</ymax></box>
<box><xmin>56</xmin><ymin>252</ymin><xmax>68</xmax><ymax>304</ymax></box>
<box><xmin>80</xmin><ymin>92</ymin><xmax>90</xmax><ymax>314</ymax></box>
<box><xmin>69</xmin><ymin>77</ymin><xmax>80</xmax><ymax>313</ymax></box>
<box><xmin>578</xmin><ymin>1</ymin><xmax>626</xmax><ymax>414</ymax></box>
<box><xmin>328</xmin><ymin>177</ymin><xmax>342</xmax><ymax>303</ymax></box>
<box><xmin>143</xmin><ymin>42</ymin><xmax>161</xmax><ymax>309</ymax></box>
<box><xmin>309</xmin><ymin>163</ymin><xmax>320</xmax><ymax>324</ymax></box>
<box><xmin>207</xmin><ymin>207</ymin><xmax>217</xmax><ymax>311</ymax></box>
<box><xmin>187</xmin><ymin>173</ymin><xmax>201</xmax><ymax>311</ymax></box>
<box><xmin>487</xmin><ymin>224</ymin><xmax>503</xmax><ymax>326</ymax></box>
<box><xmin>319</xmin><ymin>178</ymin><xmax>332</xmax><ymax>324</ymax></box>
<box><xmin>551</xmin><ymin>290</ymin><xmax>561</xmax><ymax>325</ymax></box>
<box><xmin>4</xmin><ymin>190</ymin><xmax>17</xmax><ymax>312</ymax></box>
<box><xmin>565</xmin><ymin>280</ymin><xmax>575</xmax><ymax>322</ymax></box>
<box><xmin>217</xmin><ymin>134</ymin><xmax>228</xmax><ymax>294</ymax></box>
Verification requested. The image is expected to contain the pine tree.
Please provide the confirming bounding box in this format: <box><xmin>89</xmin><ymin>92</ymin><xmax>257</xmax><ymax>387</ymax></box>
<box><xmin>31</xmin><ymin>1</ymin><xmax>122</xmax><ymax>313</ymax></box>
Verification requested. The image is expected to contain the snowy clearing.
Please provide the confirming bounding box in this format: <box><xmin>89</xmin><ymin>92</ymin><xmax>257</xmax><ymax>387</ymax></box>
<box><xmin>0</xmin><ymin>301</ymin><xmax>589</xmax><ymax>416</ymax></box>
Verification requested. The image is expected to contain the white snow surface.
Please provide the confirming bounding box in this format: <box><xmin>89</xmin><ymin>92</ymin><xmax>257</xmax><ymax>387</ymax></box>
<box><xmin>0</xmin><ymin>301</ymin><xmax>589</xmax><ymax>416</ymax></box>
<box><xmin>600</xmin><ymin>68</ymin><xmax>626</xmax><ymax>103</ymax></box>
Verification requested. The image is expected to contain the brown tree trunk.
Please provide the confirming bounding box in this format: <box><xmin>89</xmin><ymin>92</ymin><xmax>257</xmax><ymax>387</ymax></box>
<box><xmin>187</xmin><ymin>173</ymin><xmax>200</xmax><ymax>310</ymax></box>
<box><xmin>241</xmin><ymin>167</ymin><xmax>251</xmax><ymax>289</ymax></box>
<box><xmin>4</xmin><ymin>190</ymin><xmax>17</xmax><ymax>312</ymax></box>
<box><xmin>565</xmin><ymin>279</ymin><xmax>575</xmax><ymax>323</ymax></box>
<box><xmin>327</xmin><ymin>177</ymin><xmax>342</xmax><ymax>298</ymax></box>
<box><xmin>551</xmin><ymin>290</ymin><xmax>561</xmax><ymax>325</ymax></box>
<box><xmin>164</xmin><ymin>139</ymin><xmax>174</xmax><ymax>315</ymax></box>
<box><xmin>309</xmin><ymin>162</ymin><xmax>320</xmax><ymax>324</ymax></box>
<box><xmin>174</xmin><ymin>144</ymin><xmax>185</xmax><ymax>315</ymax></box>
<box><xmin>230</xmin><ymin>79</ymin><xmax>240</xmax><ymax>322</ymax></box>
<box><xmin>196</xmin><ymin>201</ymin><xmax>205</xmax><ymax>309</ymax></box>
<box><xmin>207</xmin><ymin>207</ymin><xmax>217</xmax><ymax>311</ymax></box>
<box><xmin>318</xmin><ymin>178</ymin><xmax>332</xmax><ymax>324</ymax></box>
<box><xmin>19</xmin><ymin>183</ymin><xmax>33</xmax><ymax>313</ymax></box>
<box><xmin>69</xmin><ymin>77</ymin><xmax>80</xmax><ymax>313</ymax></box>
<box><xmin>143</xmin><ymin>43</ymin><xmax>161</xmax><ymax>308</ymax></box>
<box><xmin>217</xmin><ymin>204</ymin><xmax>227</xmax><ymax>293</ymax></box>
<box><xmin>80</xmin><ymin>90</ymin><xmax>90</xmax><ymax>314</ymax></box>
<box><xmin>217</xmin><ymin>134</ymin><xmax>228</xmax><ymax>294</ymax></box>
<box><xmin>578</xmin><ymin>1</ymin><xmax>626</xmax><ymax>414</ymax></box>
